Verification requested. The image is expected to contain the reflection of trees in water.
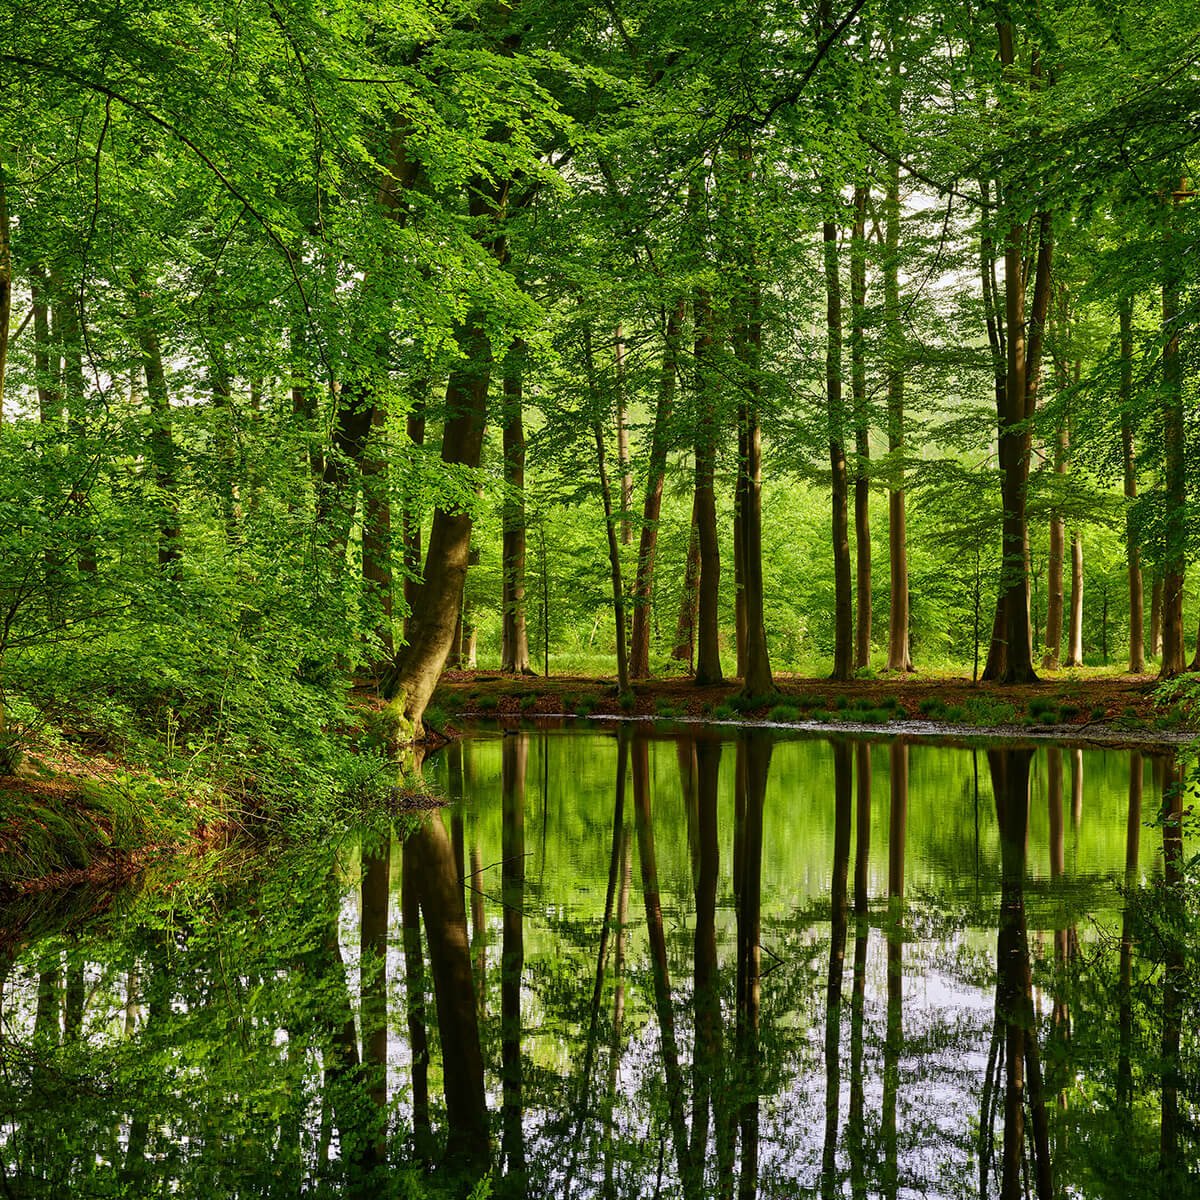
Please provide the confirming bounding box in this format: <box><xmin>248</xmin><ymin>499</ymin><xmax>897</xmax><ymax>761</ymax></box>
<box><xmin>2</xmin><ymin>731</ymin><xmax>1197</xmax><ymax>1197</ymax></box>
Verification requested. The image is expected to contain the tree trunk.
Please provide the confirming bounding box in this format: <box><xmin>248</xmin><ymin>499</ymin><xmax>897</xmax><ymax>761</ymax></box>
<box><xmin>383</xmin><ymin>313</ymin><xmax>490</xmax><ymax>735</ymax></box>
<box><xmin>994</xmin><ymin>25</ymin><xmax>1041</xmax><ymax>685</ymax></box>
<box><xmin>630</xmin><ymin>301</ymin><xmax>684</xmax><ymax>679</ymax></box>
<box><xmin>733</xmin><ymin>142</ymin><xmax>774</xmax><ymax>698</ymax></box>
<box><xmin>671</xmin><ymin>493</ymin><xmax>701</xmax><ymax>669</ymax></box>
<box><xmin>1120</xmin><ymin>299</ymin><xmax>1145</xmax><ymax>673</ymax></box>
<box><xmin>883</xmin><ymin>51</ymin><xmax>911</xmax><ymax>674</ymax></box>
<box><xmin>1065</xmin><ymin>532</ymin><xmax>1083</xmax><ymax>666</ymax></box>
<box><xmin>693</xmin><ymin>287</ymin><xmax>723</xmax><ymax>685</ymax></box>
<box><xmin>501</xmin><ymin>341</ymin><xmax>532</xmax><ymax>673</ymax></box>
<box><xmin>594</xmin><ymin>416</ymin><xmax>630</xmax><ymax>693</ymax></box>
<box><xmin>402</xmin><ymin>382</ymin><xmax>428</xmax><ymax>643</ymax></box>
<box><xmin>0</xmin><ymin>166</ymin><xmax>11</xmax><ymax>417</ymax></box>
<box><xmin>614</xmin><ymin>324</ymin><xmax>634</xmax><ymax>546</ymax></box>
<box><xmin>851</xmin><ymin>181</ymin><xmax>872</xmax><ymax>671</ymax></box>
<box><xmin>1043</xmin><ymin>421</ymin><xmax>1067</xmax><ymax>669</ymax></box>
<box><xmin>1151</xmin><ymin>575</ymin><xmax>1163</xmax><ymax>657</ymax></box>
<box><xmin>1159</xmin><ymin>182</ymin><xmax>1187</xmax><ymax>677</ymax></box>
<box><xmin>824</xmin><ymin>212</ymin><xmax>854</xmax><ymax>681</ymax></box>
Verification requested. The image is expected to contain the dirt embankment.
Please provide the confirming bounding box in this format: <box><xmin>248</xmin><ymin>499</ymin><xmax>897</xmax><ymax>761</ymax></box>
<box><xmin>430</xmin><ymin>671</ymin><xmax>1193</xmax><ymax>747</ymax></box>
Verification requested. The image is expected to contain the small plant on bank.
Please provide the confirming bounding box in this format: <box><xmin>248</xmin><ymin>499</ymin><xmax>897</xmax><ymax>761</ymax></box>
<box><xmin>618</xmin><ymin>692</ymin><xmax>637</xmax><ymax>712</ymax></box>
<box><xmin>712</xmin><ymin>703</ymin><xmax>738</xmax><ymax>720</ymax></box>
<box><xmin>767</xmin><ymin>703</ymin><xmax>801</xmax><ymax>722</ymax></box>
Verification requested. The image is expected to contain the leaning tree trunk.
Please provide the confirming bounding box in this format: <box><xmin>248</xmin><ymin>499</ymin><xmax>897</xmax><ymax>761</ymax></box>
<box><xmin>824</xmin><ymin>208</ymin><xmax>854</xmax><ymax>682</ymax></box>
<box><xmin>383</xmin><ymin>315</ymin><xmax>490</xmax><ymax>736</ymax></box>
<box><xmin>630</xmin><ymin>301</ymin><xmax>684</xmax><ymax>679</ymax></box>
<box><xmin>1120</xmin><ymin>299</ymin><xmax>1145</xmax><ymax>673</ymax></box>
<box><xmin>501</xmin><ymin>340</ymin><xmax>532</xmax><ymax>673</ymax></box>
<box><xmin>614</xmin><ymin>324</ymin><xmax>634</xmax><ymax>546</ymax></box>
<box><xmin>851</xmin><ymin>180</ymin><xmax>872</xmax><ymax>671</ymax></box>
<box><xmin>383</xmin><ymin>176</ymin><xmax>508</xmax><ymax>737</ymax></box>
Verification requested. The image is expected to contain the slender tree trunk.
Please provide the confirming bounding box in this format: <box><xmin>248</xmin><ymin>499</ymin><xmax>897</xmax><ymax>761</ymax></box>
<box><xmin>693</xmin><ymin>287</ymin><xmax>723</xmax><ymax>685</ymax></box>
<box><xmin>733</xmin><ymin>144</ymin><xmax>774</xmax><ymax>698</ymax></box>
<box><xmin>1151</xmin><ymin>575</ymin><xmax>1163</xmax><ymax>656</ymax></box>
<box><xmin>614</xmin><ymin>325</ymin><xmax>633</xmax><ymax>546</ymax></box>
<box><xmin>671</xmin><ymin>494</ymin><xmax>701</xmax><ymax>669</ymax></box>
<box><xmin>1043</xmin><ymin>420</ymin><xmax>1067</xmax><ymax>669</ymax></box>
<box><xmin>501</xmin><ymin>341</ymin><xmax>532</xmax><ymax>673</ymax></box>
<box><xmin>630</xmin><ymin>301</ymin><xmax>683</xmax><ymax>679</ymax></box>
<box><xmin>825</xmin><ymin>211</ymin><xmax>854</xmax><ymax>681</ymax></box>
<box><xmin>883</xmin><ymin>50</ymin><xmax>911</xmax><ymax>673</ymax></box>
<box><xmin>0</xmin><ymin>166</ymin><xmax>11</xmax><ymax>417</ymax></box>
<box><xmin>1159</xmin><ymin>183</ymin><xmax>1187</xmax><ymax>677</ymax></box>
<box><xmin>1065</xmin><ymin>532</ymin><xmax>1083</xmax><ymax>666</ymax></box>
<box><xmin>584</xmin><ymin>327</ymin><xmax>631</xmax><ymax>692</ymax></box>
<box><xmin>980</xmin><ymin>178</ymin><xmax>1009</xmax><ymax>683</ymax></box>
<box><xmin>402</xmin><ymin>382</ymin><xmax>428</xmax><ymax>643</ymax></box>
<box><xmin>851</xmin><ymin>181</ymin><xmax>872</xmax><ymax>670</ymax></box>
<box><xmin>1120</xmin><ymin>299</ymin><xmax>1145</xmax><ymax>672</ymax></box>
<box><xmin>994</xmin><ymin>24</ymin><xmax>1039</xmax><ymax>684</ymax></box>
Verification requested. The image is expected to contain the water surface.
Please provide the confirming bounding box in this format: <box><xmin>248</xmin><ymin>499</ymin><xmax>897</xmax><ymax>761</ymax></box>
<box><xmin>1</xmin><ymin>728</ymin><xmax>1195</xmax><ymax>1197</ymax></box>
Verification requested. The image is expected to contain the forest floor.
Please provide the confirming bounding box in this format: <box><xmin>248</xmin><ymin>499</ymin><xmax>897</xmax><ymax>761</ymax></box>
<box><xmin>431</xmin><ymin>669</ymin><xmax>1197</xmax><ymax>747</ymax></box>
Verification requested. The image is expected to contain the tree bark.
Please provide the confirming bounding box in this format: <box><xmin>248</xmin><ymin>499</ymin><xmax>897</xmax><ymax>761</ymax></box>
<box><xmin>824</xmin><ymin>212</ymin><xmax>854</xmax><ymax>681</ymax></box>
<box><xmin>693</xmin><ymin>286</ymin><xmax>723</xmax><ymax>685</ymax></box>
<box><xmin>1120</xmin><ymin>299</ymin><xmax>1145</xmax><ymax>673</ymax></box>
<box><xmin>0</xmin><ymin>166</ymin><xmax>11</xmax><ymax>417</ymax></box>
<box><xmin>994</xmin><ymin>25</ymin><xmax>1041</xmax><ymax>685</ymax></box>
<box><xmin>614</xmin><ymin>324</ymin><xmax>634</xmax><ymax>546</ymax></box>
<box><xmin>1043</xmin><ymin>420</ymin><xmax>1067</xmax><ymax>669</ymax></box>
<box><xmin>402</xmin><ymin>382</ymin><xmax>428</xmax><ymax>643</ymax></box>
<box><xmin>733</xmin><ymin>142</ymin><xmax>774</xmax><ymax>698</ymax></box>
<box><xmin>501</xmin><ymin>341</ymin><xmax>532</xmax><ymax>673</ymax></box>
<box><xmin>851</xmin><ymin>180</ymin><xmax>872</xmax><ymax>671</ymax></box>
<box><xmin>1159</xmin><ymin>182</ymin><xmax>1187</xmax><ymax>677</ymax></box>
<box><xmin>1065</xmin><ymin>532</ymin><xmax>1083</xmax><ymax>666</ymax></box>
<box><xmin>671</xmin><ymin>493</ymin><xmax>701</xmax><ymax>669</ymax></box>
<box><xmin>883</xmin><ymin>49</ymin><xmax>911</xmax><ymax>673</ymax></box>
<box><xmin>630</xmin><ymin>301</ymin><xmax>684</xmax><ymax>679</ymax></box>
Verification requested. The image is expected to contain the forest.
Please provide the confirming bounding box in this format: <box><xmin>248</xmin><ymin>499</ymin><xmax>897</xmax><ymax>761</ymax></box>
<box><xmin>2</xmin><ymin>3</ymin><xmax>1200</xmax><ymax>1196</ymax></box>
<box><xmin>1</xmin><ymin>0</ymin><xmax>1199</xmax><ymax>768</ymax></box>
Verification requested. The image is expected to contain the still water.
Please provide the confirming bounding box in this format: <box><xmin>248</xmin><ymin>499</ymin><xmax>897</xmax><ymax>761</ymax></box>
<box><xmin>1</xmin><ymin>728</ymin><xmax>1196</xmax><ymax>1197</ymax></box>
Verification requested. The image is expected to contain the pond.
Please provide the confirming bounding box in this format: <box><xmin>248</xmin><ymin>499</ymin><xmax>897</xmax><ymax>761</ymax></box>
<box><xmin>0</xmin><ymin>727</ymin><xmax>1196</xmax><ymax>1197</ymax></box>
